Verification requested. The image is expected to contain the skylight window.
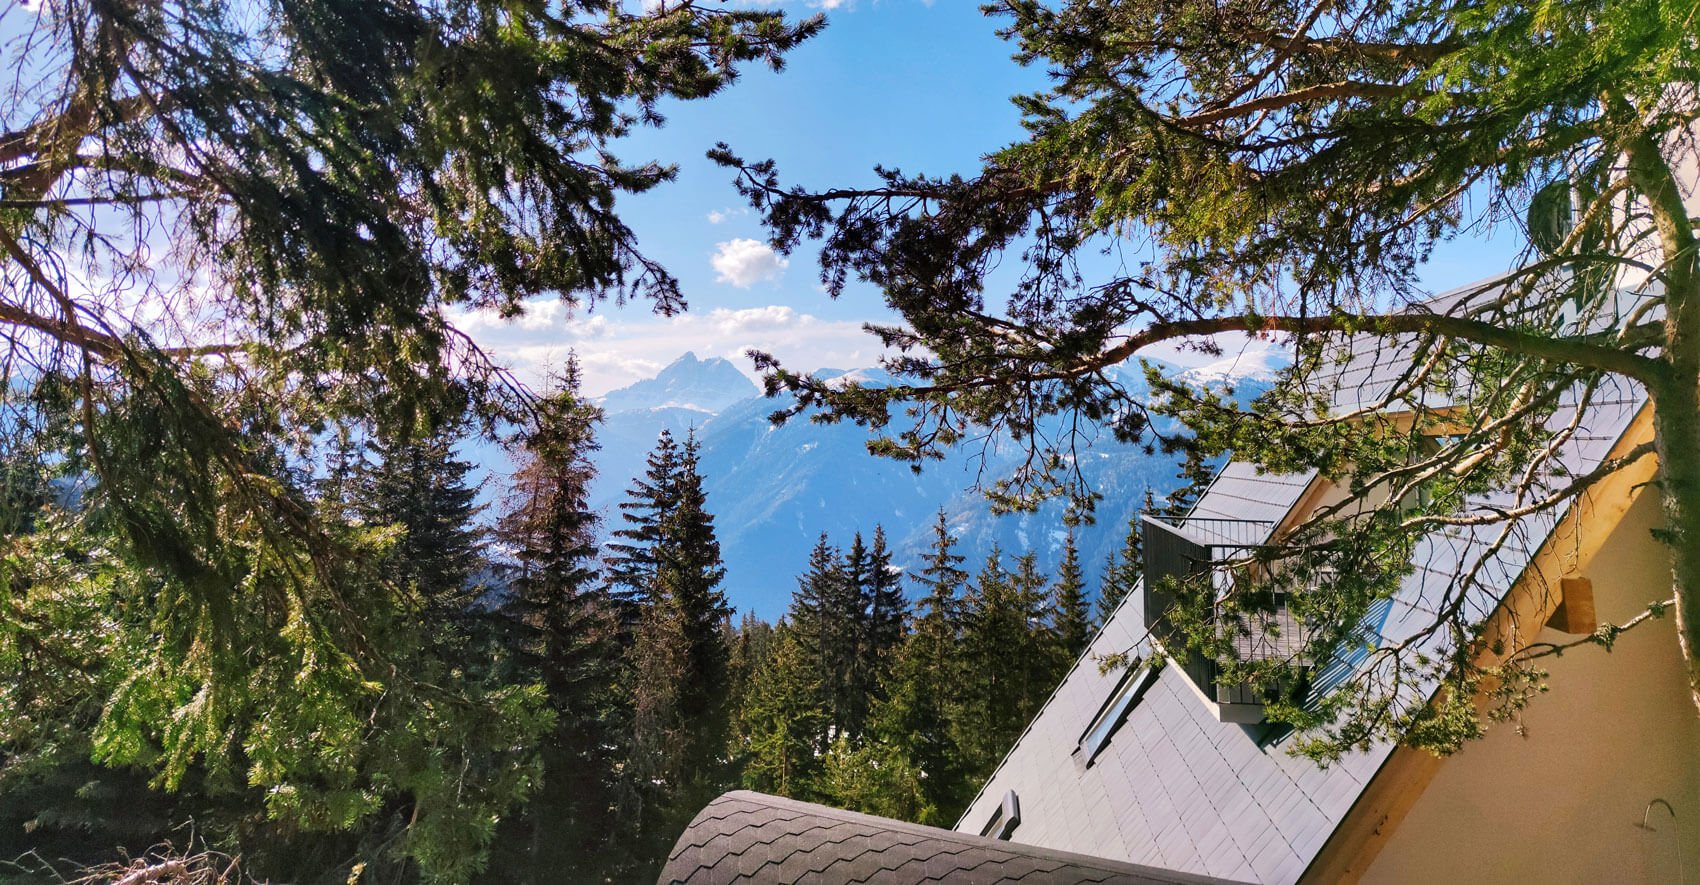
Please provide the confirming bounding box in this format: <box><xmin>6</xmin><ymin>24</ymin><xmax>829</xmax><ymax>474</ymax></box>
<box><xmin>980</xmin><ymin>790</ymin><xmax>1021</xmax><ymax>840</ymax></box>
<box><xmin>1075</xmin><ymin>657</ymin><xmax>1162</xmax><ymax>767</ymax></box>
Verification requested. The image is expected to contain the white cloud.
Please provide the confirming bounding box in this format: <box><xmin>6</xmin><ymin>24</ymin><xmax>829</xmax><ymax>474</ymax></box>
<box><xmin>706</xmin><ymin>207</ymin><xmax>750</xmax><ymax>225</ymax></box>
<box><xmin>708</xmin><ymin>305</ymin><xmax>799</xmax><ymax>335</ymax></box>
<box><xmin>563</xmin><ymin>314</ymin><xmax>613</xmax><ymax>339</ymax></box>
<box><xmin>512</xmin><ymin>299</ymin><xmax>563</xmax><ymax>331</ymax></box>
<box><xmin>711</xmin><ymin>238</ymin><xmax>788</xmax><ymax>288</ymax></box>
<box><xmin>447</xmin><ymin>297</ymin><xmax>615</xmax><ymax>338</ymax></box>
<box><xmin>452</xmin><ymin>294</ymin><xmax>1286</xmax><ymax>401</ymax></box>
<box><xmin>457</xmin><ymin>300</ymin><xmax>878</xmax><ymax>397</ymax></box>
<box><xmin>573</xmin><ymin>350</ymin><xmax>665</xmax><ymax>380</ymax></box>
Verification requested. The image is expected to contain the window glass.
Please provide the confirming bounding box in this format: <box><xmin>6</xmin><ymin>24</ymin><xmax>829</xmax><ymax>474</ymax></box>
<box><xmin>979</xmin><ymin>790</ymin><xmax>1021</xmax><ymax>840</ymax></box>
<box><xmin>1077</xmin><ymin>658</ymin><xmax>1161</xmax><ymax>765</ymax></box>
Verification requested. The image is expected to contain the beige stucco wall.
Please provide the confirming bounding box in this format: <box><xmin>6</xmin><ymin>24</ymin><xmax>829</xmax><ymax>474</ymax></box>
<box><xmin>1362</xmin><ymin>489</ymin><xmax>1700</xmax><ymax>883</ymax></box>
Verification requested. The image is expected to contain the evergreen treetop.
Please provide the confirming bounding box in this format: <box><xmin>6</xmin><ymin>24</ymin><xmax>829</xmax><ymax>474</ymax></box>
<box><xmin>715</xmin><ymin>0</ymin><xmax>1700</xmax><ymax>745</ymax></box>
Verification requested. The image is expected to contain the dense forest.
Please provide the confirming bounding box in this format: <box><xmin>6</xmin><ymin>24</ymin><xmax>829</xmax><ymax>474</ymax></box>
<box><xmin>0</xmin><ymin>367</ymin><xmax>1153</xmax><ymax>884</ymax></box>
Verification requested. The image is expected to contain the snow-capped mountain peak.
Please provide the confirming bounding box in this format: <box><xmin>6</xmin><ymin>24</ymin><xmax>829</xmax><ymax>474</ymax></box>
<box><xmin>598</xmin><ymin>352</ymin><xmax>760</xmax><ymax>415</ymax></box>
<box><xmin>1177</xmin><ymin>347</ymin><xmax>1292</xmax><ymax>385</ymax></box>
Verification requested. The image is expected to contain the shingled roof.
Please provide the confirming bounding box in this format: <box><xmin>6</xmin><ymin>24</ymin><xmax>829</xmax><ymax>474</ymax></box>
<box><xmin>659</xmin><ymin>790</ymin><xmax>1249</xmax><ymax>884</ymax></box>
<box><xmin>954</xmin><ymin>318</ymin><xmax>1652</xmax><ymax>881</ymax></box>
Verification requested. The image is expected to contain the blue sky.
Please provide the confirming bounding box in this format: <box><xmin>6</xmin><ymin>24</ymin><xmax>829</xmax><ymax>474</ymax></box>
<box><xmin>463</xmin><ymin>0</ymin><xmax>1529</xmax><ymax>396</ymax></box>
<box><xmin>466</xmin><ymin>1</ymin><xmax>1058</xmax><ymax>394</ymax></box>
<box><xmin>3</xmin><ymin>0</ymin><xmax>1527</xmax><ymax>396</ymax></box>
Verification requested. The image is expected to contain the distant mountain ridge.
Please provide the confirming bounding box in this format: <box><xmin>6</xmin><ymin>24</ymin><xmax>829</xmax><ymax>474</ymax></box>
<box><xmin>597</xmin><ymin>351</ymin><xmax>758</xmax><ymax>414</ymax></box>
<box><xmin>586</xmin><ymin>352</ymin><xmax>1284</xmax><ymax>619</ymax></box>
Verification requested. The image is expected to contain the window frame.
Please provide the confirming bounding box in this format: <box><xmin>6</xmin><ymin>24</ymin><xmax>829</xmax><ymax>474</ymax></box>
<box><xmin>1074</xmin><ymin>656</ymin><xmax>1163</xmax><ymax>768</ymax></box>
<box><xmin>979</xmin><ymin>790</ymin><xmax>1021</xmax><ymax>840</ymax></box>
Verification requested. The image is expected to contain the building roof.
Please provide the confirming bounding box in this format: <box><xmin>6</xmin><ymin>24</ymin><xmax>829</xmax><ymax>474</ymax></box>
<box><xmin>660</xmin><ymin>790</ymin><xmax>1250</xmax><ymax>884</ymax></box>
<box><xmin>953</xmin><ymin>388</ymin><xmax>1650</xmax><ymax>882</ymax></box>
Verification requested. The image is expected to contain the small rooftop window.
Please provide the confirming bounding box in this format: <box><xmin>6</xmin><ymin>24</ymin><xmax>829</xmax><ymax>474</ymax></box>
<box><xmin>979</xmin><ymin>790</ymin><xmax>1021</xmax><ymax>840</ymax></box>
<box><xmin>1075</xmin><ymin>657</ymin><xmax>1161</xmax><ymax>767</ymax></box>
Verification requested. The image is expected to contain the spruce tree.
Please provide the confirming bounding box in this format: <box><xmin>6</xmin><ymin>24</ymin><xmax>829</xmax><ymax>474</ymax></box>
<box><xmin>1097</xmin><ymin>507</ymin><xmax>1146</xmax><ymax>627</ymax></box>
<box><xmin>872</xmin><ymin>509</ymin><xmax>971</xmax><ymax>825</ymax></box>
<box><xmin>486</xmin><ymin>368</ymin><xmax>622</xmax><ymax>882</ymax></box>
<box><xmin>1009</xmin><ymin>550</ymin><xmax>1057</xmax><ymax>716</ymax></box>
<box><xmin>957</xmin><ymin>548</ymin><xmax>1052</xmax><ymax>776</ymax></box>
<box><xmin>658</xmin><ymin>434</ymin><xmax>734</xmax><ymax>758</ymax></box>
<box><xmin>727</xmin><ymin>612</ymin><xmax>778</xmax><ymax>721</ymax></box>
<box><xmin>1051</xmin><ymin>526</ymin><xmax>1093</xmax><ymax>662</ymax></box>
<box><xmin>0</xmin><ymin>1</ymin><xmax>819</xmax><ymax>872</ymax></box>
<box><xmin>352</xmin><ymin>413</ymin><xmax>487</xmax><ymax>645</ymax></box>
<box><xmin>816</xmin><ymin>735</ymin><xmax>925</xmax><ymax>824</ymax></box>
<box><xmin>733</xmin><ymin>623</ymin><xmax>826</xmax><ymax>801</ymax></box>
<box><xmin>791</xmin><ymin>534</ymin><xmax>868</xmax><ymax>744</ymax></box>
<box><xmin>605</xmin><ymin>429</ymin><xmax>681</xmax><ymax>608</ymax></box>
<box><xmin>862</xmin><ymin>526</ymin><xmax>907</xmax><ymax>672</ymax></box>
<box><xmin>622</xmin><ymin>432</ymin><xmax>733</xmax><ymax>866</ymax></box>
<box><xmin>846</xmin><ymin>529</ymin><xmax>904</xmax><ymax>742</ymax></box>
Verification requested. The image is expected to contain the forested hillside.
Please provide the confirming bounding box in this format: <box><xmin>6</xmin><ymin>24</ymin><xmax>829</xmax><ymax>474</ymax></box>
<box><xmin>0</xmin><ymin>368</ymin><xmax>1162</xmax><ymax>883</ymax></box>
<box><xmin>584</xmin><ymin>352</ymin><xmax>1283</xmax><ymax>616</ymax></box>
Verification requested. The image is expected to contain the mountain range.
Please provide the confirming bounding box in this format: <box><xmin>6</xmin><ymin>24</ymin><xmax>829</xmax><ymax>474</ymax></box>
<box><xmin>581</xmin><ymin>351</ymin><xmax>1284</xmax><ymax>619</ymax></box>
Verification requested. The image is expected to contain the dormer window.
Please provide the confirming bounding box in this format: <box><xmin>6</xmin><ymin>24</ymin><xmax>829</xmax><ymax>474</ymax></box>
<box><xmin>979</xmin><ymin>790</ymin><xmax>1021</xmax><ymax>840</ymax></box>
<box><xmin>1141</xmin><ymin>513</ymin><xmax>1305</xmax><ymax>724</ymax></box>
<box><xmin>1075</xmin><ymin>657</ymin><xmax>1161</xmax><ymax>767</ymax></box>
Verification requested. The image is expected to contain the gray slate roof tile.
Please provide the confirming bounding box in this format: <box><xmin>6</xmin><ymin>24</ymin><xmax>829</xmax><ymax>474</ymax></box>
<box><xmin>660</xmin><ymin>791</ymin><xmax>1246</xmax><ymax>884</ymax></box>
<box><xmin>953</xmin><ymin>375</ymin><xmax>1647</xmax><ymax>884</ymax></box>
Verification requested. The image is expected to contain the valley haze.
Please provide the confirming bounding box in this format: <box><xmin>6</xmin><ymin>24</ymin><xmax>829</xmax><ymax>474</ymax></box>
<box><xmin>546</xmin><ymin>349</ymin><xmax>1288</xmax><ymax>619</ymax></box>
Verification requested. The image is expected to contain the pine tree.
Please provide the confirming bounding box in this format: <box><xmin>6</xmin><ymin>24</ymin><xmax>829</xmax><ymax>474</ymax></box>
<box><xmin>605</xmin><ymin>429</ymin><xmax>681</xmax><ymax>607</ymax></box>
<box><xmin>622</xmin><ymin>432</ymin><xmax>733</xmax><ymax>867</ymax></box>
<box><xmin>352</xmin><ymin>413</ymin><xmax>487</xmax><ymax>645</ymax></box>
<box><xmin>871</xmin><ymin>509</ymin><xmax>971</xmax><ymax>826</ymax></box>
<box><xmin>1051</xmin><ymin>526</ymin><xmax>1093</xmax><ymax>663</ymax></box>
<box><xmin>485</xmin><ymin>367</ymin><xmax>622</xmax><ymax>882</ymax></box>
<box><xmin>733</xmin><ymin>623</ymin><xmax>826</xmax><ymax>800</ymax></box>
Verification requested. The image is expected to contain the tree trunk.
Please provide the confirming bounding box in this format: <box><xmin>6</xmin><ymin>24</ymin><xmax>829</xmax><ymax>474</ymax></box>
<box><xmin>1621</xmin><ymin>115</ymin><xmax>1700</xmax><ymax>717</ymax></box>
<box><xmin>1650</xmin><ymin>374</ymin><xmax>1700</xmax><ymax>715</ymax></box>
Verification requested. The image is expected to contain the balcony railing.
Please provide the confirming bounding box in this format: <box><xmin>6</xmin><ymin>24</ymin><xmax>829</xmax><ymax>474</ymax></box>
<box><xmin>1141</xmin><ymin>514</ymin><xmax>1309</xmax><ymax>723</ymax></box>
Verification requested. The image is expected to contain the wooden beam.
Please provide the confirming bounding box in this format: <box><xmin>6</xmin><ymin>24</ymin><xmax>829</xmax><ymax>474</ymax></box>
<box><xmin>1547</xmin><ymin>577</ymin><xmax>1598</xmax><ymax>635</ymax></box>
<box><xmin>1300</xmin><ymin>402</ymin><xmax>1659</xmax><ymax>884</ymax></box>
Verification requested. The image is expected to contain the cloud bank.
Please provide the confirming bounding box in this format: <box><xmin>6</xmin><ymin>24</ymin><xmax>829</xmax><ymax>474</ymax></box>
<box><xmin>711</xmin><ymin>239</ymin><xmax>788</xmax><ymax>288</ymax></box>
<box><xmin>453</xmin><ymin>299</ymin><xmax>878</xmax><ymax>396</ymax></box>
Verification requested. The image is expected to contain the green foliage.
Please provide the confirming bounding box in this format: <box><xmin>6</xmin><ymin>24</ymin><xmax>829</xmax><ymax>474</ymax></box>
<box><xmin>349</xmin><ymin>413</ymin><xmax>489</xmax><ymax>635</ymax></box>
<box><xmin>789</xmin><ymin>534</ymin><xmax>869</xmax><ymax>742</ymax></box>
<box><xmin>484</xmin><ymin>367</ymin><xmax>630</xmax><ymax>883</ymax></box>
<box><xmin>734</xmin><ymin>624</ymin><xmax>827</xmax><ymax>800</ymax></box>
<box><xmin>955</xmin><ymin>550</ymin><xmax>1057</xmax><ymax>776</ymax></box>
<box><xmin>817</xmin><ymin>736</ymin><xmax>926</xmax><ymax>823</ymax></box>
<box><xmin>1096</xmin><ymin>508</ymin><xmax>1144</xmax><ymax>626</ymax></box>
<box><xmin>620</xmin><ymin>431</ymin><xmax>734</xmax><ymax>874</ymax></box>
<box><xmin>3</xmin><ymin>0</ymin><xmax>819</xmax><ymax>877</ymax></box>
<box><xmin>715</xmin><ymin>0</ymin><xmax>1700</xmax><ymax>755</ymax></box>
<box><xmin>606</xmin><ymin>429</ymin><xmax>682</xmax><ymax>604</ymax></box>
<box><xmin>724</xmin><ymin>513</ymin><xmax>1092</xmax><ymax>832</ymax></box>
<box><xmin>862</xmin><ymin>513</ymin><xmax>972</xmax><ymax>826</ymax></box>
<box><xmin>1051</xmin><ymin>526</ymin><xmax>1092</xmax><ymax>660</ymax></box>
<box><xmin>0</xmin><ymin>384</ymin><xmax>548</xmax><ymax>882</ymax></box>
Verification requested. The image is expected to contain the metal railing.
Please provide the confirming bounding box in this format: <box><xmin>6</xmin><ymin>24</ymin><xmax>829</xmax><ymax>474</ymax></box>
<box><xmin>1140</xmin><ymin>513</ymin><xmax>1308</xmax><ymax>721</ymax></box>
